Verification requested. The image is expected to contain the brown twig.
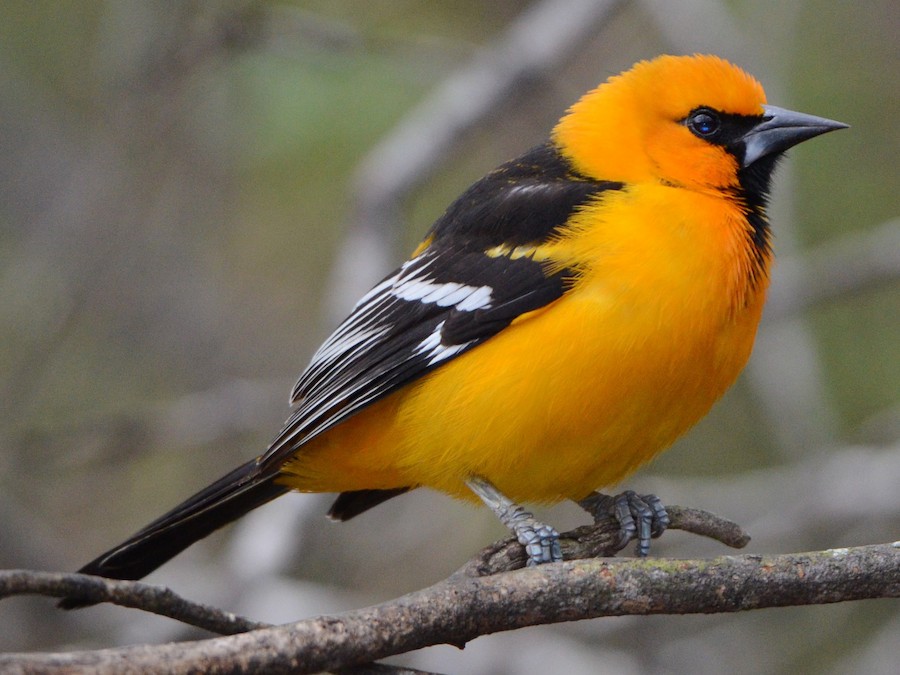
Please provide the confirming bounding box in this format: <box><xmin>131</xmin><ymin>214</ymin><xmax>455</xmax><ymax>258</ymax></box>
<box><xmin>0</xmin><ymin>571</ymin><xmax>267</xmax><ymax>635</ymax></box>
<box><xmin>454</xmin><ymin>504</ymin><xmax>750</xmax><ymax>578</ymax></box>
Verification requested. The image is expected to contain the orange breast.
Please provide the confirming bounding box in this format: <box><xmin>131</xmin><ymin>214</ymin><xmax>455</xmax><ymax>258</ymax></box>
<box><xmin>281</xmin><ymin>183</ymin><xmax>769</xmax><ymax>504</ymax></box>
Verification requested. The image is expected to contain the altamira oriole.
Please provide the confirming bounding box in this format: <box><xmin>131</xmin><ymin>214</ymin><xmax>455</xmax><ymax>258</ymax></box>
<box><xmin>61</xmin><ymin>54</ymin><xmax>846</xmax><ymax>605</ymax></box>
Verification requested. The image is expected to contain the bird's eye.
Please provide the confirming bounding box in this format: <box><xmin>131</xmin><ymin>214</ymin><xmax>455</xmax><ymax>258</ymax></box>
<box><xmin>688</xmin><ymin>110</ymin><xmax>720</xmax><ymax>137</ymax></box>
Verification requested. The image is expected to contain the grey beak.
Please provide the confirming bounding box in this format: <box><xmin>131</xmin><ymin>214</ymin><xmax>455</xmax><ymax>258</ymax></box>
<box><xmin>742</xmin><ymin>104</ymin><xmax>848</xmax><ymax>167</ymax></box>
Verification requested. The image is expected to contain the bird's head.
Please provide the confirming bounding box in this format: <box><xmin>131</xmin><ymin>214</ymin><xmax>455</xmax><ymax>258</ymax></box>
<box><xmin>553</xmin><ymin>54</ymin><xmax>847</xmax><ymax>192</ymax></box>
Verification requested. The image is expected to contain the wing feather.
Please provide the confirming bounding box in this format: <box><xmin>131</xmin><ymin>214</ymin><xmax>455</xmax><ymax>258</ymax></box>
<box><xmin>260</xmin><ymin>247</ymin><xmax>564</xmax><ymax>468</ymax></box>
<box><xmin>259</xmin><ymin>142</ymin><xmax>622</xmax><ymax>470</ymax></box>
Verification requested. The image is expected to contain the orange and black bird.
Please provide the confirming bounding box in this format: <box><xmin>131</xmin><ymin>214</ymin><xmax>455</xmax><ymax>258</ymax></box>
<box><xmin>61</xmin><ymin>54</ymin><xmax>846</xmax><ymax>606</ymax></box>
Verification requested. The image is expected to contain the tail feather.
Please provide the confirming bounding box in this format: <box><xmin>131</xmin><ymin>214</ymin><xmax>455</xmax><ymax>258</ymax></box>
<box><xmin>59</xmin><ymin>458</ymin><xmax>287</xmax><ymax>609</ymax></box>
<box><xmin>327</xmin><ymin>487</ymin><xmax>411</xmax><ymax>521</ymax></box>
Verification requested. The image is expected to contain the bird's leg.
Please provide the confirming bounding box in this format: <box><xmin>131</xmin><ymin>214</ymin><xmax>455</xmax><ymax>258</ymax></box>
<box><xmin>577</xmin><ymin>490</ymin><xmax>670</xmax><ymax>557</ymax></box>
<box><xmin>466</xmin><ymin>476</ymin><xmax>562</xmax><ymax>565</ymax></box>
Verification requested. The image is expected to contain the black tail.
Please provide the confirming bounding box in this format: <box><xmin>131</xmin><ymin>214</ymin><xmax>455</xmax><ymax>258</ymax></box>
<box><xmin>59</xmin><ymin>458</ymin><xmax>287</xmax><ymax>609</ymax></box>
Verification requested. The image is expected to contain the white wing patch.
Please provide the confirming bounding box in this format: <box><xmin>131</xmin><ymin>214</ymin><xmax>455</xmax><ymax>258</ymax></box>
<box><xmin>387</xmin><ymin>252</ymin><xmax>493</xmax><ymax>311</ymax></box>
<box><xmin>393</xmin><ymin>279</ymin><xmax>493</xmax><ymax>311</ymax></box>
<box><xmin>414</xmin><ymin>320</ymin><xmax>475</xmax><ymax>365</ymax></box>
<box><xmin>294</xmin><ymin>251</ymin><xmax>494</xmax><ymax>404</ymax></box>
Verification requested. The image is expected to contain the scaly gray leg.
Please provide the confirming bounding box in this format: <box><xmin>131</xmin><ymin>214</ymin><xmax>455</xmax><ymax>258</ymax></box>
<box><xmin>466</xmin><ymin>476</ymin><xmax>562</xmax><ymax>565</ymax></box>
<box><xmin>577</xmin><ymin>490</ymin><xmax>670</xmax><ymax>557</ymax></box>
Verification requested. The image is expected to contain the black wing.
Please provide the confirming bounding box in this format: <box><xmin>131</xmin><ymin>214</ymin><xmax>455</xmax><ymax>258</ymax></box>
<box><xmin>260</xmin><ymin>142</ymin><xmax>622</xmax><ymax>470</ymax></box>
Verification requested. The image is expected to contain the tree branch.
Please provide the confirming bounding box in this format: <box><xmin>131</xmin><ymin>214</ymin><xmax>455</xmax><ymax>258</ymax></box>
<box><xmin>2</xmin><ymin>501</ymin><xmax>896</xmax><ymax>675</ymax></box>
<box><xmin>0</xmin><ymin>505</ymin><xmax>745</xmax><ymax>629</ymax></box>
<box><xmin>1</xmin><ymin>543</ymin><xmax>896</xmax><ymax>674</ymax></box>
<box><xmin>0</xmin><ymin>571</ymin><xmax>267</xmax><ymax>636</ymax></box>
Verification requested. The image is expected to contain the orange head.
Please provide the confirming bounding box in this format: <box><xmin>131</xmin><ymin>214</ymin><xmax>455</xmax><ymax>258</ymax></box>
<box><xmin>553</xmin><ymin>54</ymin><xmax>845</xmax><ymax>191</ymax></box>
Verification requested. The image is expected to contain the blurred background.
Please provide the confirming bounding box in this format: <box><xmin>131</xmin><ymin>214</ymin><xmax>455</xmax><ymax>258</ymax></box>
<box><xmin>1</xmin><ymin>1</ymin><xmax>897</xmax><ymax>673</ymax></box>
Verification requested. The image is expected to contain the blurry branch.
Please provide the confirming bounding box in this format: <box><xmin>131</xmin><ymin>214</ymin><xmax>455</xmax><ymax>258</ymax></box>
<box><xmin>327</xmin><ymin>0</ymin><xmax>628</xmax><ymax>321</ymax></box>
<box><xmin>352</xmin><ymin>0</ymin><xmax>627</xmax><ymax>219</ymax></box>
<box><xmin>150</xmin><ymin>378</ymin><xmax>287</xmax><ymax>456</ymax></box>
<box><xmin>766</xmin><ymin>218</ymin><xmax>900</xmax><ymax>322</ymax></box>
<box><xmin>2</xmin><ymin>539</ymin><xmax>897</xmax><ymax>674</ymax></box>
<box><xmin>659</xmin><ymin>442</ymin><xmax>900</xmax><ymax>545</ymax></box>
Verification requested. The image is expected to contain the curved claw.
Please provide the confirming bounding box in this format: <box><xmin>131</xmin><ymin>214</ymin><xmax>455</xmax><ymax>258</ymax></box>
<box><xmin>577</xmin><ymin>490</ymin><xmax>670</xmax><ymax>557</ymax></box>
<box><xmin>645</xmin><ymin>493</ymin><xmax>670</xmax><ymax>538</ymax></box>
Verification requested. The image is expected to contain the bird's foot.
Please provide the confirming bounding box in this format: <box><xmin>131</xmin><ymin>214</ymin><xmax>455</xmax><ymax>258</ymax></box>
<box><xmin>466</xmin><ymin>476</ymin><xmax>562</xmax><ymax>565</ymax></box>
<box><xmin>507</xmin><ymin>506</ymin><xmax>562</xmax><ymax>566</ymax></box>
<box><xmin>578</xmin><ymin>490</ymin><xmax>670</xmax><ymax>556</ymax></box>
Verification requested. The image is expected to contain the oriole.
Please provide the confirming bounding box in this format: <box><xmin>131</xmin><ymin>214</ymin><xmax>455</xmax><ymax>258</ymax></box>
<box><xmin>61</xmin><ymin>54</ymin><xmax>846</xmax><ymax>604</ymax></box>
